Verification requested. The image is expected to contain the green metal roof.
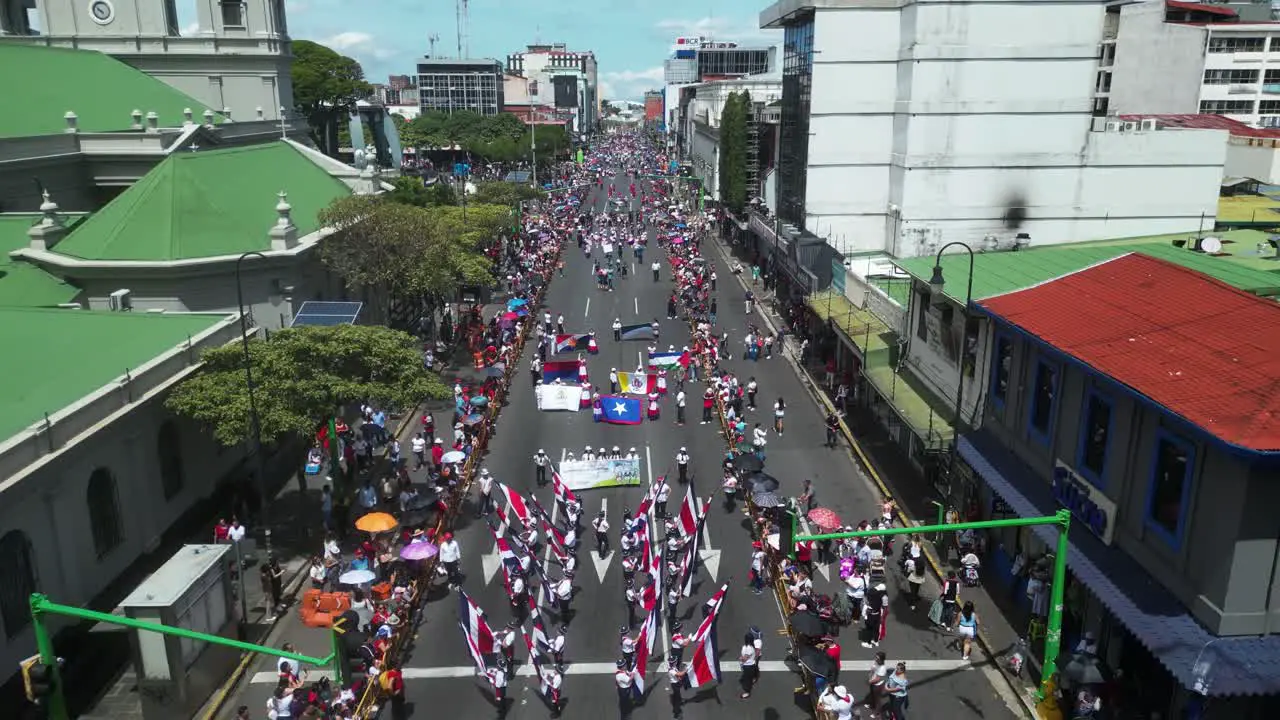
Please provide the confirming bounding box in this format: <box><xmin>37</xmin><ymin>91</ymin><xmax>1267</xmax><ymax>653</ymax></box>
<box><xmin>0</xmin><ymin>44</ymin><xmax>222</xmax><ymax>138</ymax></box>
<box><xmin>55</xmin><ymin>142</ymin><xmax>353</xmax><ymax>261</ymax></box>
<box><xmin>0</xmin><ymin>215</ymin><xmax>82</xmax><ymax>307</ymax></box>
<box><xmin>0</xmin><ymin>308</ymin><xmax>226</xmax><ymax>443</ymax></box>
<box><xmin>894</xmin><ymin>243</ymin><xmax>1280</xmax><ymax>305</ymax></box>
<box><xmin>1061</xmin><ymin>229</ymin><xmax>1280</xmax><ymax>273</ymax></box>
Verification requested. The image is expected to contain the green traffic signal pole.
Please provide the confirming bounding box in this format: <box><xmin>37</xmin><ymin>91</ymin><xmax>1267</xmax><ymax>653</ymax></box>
<box><xmin>794</xmin><ymin>508</ymin><xmax>1072</xmax><ymax>702</ymax></box>
<box><xmin>29</xmin><ymin>593</ymin><xmax>340</xmax><ymax>720</ymax></box>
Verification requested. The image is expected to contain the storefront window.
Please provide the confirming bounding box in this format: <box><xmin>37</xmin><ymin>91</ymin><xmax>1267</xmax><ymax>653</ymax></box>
<box><xmin>1146</xmin><ymin>431</ymin><xmax>1194</xmax><ymax>545</ymax></box>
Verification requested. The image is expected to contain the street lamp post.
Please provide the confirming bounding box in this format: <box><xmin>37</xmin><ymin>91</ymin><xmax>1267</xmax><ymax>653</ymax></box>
<box><xmin>235</xmin><ymin>251</ymin><xmax>273</xmax><ymax>560</ymax></box>
<box><xmin>927</xmin><ymin>241</ymin><xmax>976</xmax><ymax>485</ymax></box>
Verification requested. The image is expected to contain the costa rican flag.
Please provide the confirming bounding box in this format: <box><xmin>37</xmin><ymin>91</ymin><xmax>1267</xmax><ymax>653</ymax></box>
<box><xmin>498</xmin><ymin>483</ymin><xmax>532</xmax><ymax>526</ymax></box>
<box><xmin>676</xmin><ymin>485</ymin><xmax>699</xmax><ymax>537</ymax></box>
<box><xmin>685</xmin><ymin>583</ymin><xmax>729</xmax><ymax>689</ymax></box>
<box><xmin>521</xmin><ymin>627</ymin><xmax>550</xmax><ymax>695</ymax></box>
<box><xmin>530</xmin><ymin>498</ymin><xmax>569</xmax><ymax>562</ymax></box>
<box><xmin>632</xmin><ymin>607</ymin><xmax>659</xmax><ymax>693</ymax></box>
<box><xmin>552</xmin><ymin>470</ymin><xmax>578</xmax><ymax>506</ymax></box>
<box><xmin>458</xmin><ymin>590</ymin><xmax>495</xmax><ymax>675</ymax></box>
<box><xmin>685</xmin><ymin>622</ymin><xmax>722</xmax><ymax>689</ymax></box>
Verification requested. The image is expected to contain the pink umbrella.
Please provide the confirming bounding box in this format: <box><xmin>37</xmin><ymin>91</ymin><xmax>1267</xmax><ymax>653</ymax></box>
<box><xmin>400</xmin><ymin>541</ymin><xmax>438</xmax><ymax>561</ymax></box>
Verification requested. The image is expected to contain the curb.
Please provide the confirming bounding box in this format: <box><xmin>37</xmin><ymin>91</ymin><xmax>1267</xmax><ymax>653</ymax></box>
<box><xmin>707</xmin><ymin>237</ymin><xmax>1038</xmax><ymax>719</ymax></box>
<box><xmin>197</xmin><ymin>559</ymin><xmax>310</xmax><ymax>720</ymax></box>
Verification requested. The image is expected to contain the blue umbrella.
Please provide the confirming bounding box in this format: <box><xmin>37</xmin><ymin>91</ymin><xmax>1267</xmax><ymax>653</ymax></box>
<box><xmin>508</xmin><ymin>298</ymin><xmax>528</xmax><ymax>308</ymax></box>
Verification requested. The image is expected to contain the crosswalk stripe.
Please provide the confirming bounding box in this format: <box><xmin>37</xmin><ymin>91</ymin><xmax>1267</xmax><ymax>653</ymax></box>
<box><xmin>249</xmin><ymin>658</ymin><xmax>974</xmax><ymax>683</ymax></box>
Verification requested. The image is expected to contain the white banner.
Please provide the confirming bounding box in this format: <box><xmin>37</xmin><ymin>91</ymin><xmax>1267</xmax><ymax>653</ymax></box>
<box><xmin>602</xmin><ymin>242</ymin><xmax>615</xmax><ymax>256</ymax></box>
<box><xmin>559</xmin><ymin>458</ymin><xmax>642</xmax><ymax>490</ymax></box>
<box><xmin>536</xmin><ymin>384</ymin><xmax>580</xmax><ymax>412</ymax></box>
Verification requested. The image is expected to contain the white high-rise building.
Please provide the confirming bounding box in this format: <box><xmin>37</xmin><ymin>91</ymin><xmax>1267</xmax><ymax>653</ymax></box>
<box><xmin>759</xmin><ymin>0</ymin><xmax>1227</xmax><ymax>257</ymax></box>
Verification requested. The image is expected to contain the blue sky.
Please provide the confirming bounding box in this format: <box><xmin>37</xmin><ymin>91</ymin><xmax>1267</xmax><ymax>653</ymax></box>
<box><xmin>178</xmin><ymin>0</ymin><xmax>781</xmax><ymax>101</ymax></box>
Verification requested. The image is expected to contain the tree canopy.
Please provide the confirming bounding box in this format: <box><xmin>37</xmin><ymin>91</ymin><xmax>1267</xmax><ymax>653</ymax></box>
<box><xmin>292</xmin><ymin>40</ymin><xmax>373</xmax><ymax>154</ymax></box>
<box><xmin>399</xmin><ymin>111</ymin><xmax>571</xmax><ymax>164</ymax></box>
<box><xmin>167</xmin><ymin>325</ymin><xmax>446</xmax><ymax>447</ymax></box>
<box><xmin>470</xmin><ymin>181</ymin><xmax>544</xmax><ymax>207</ymax></box>
<box><xmin>317</xmin><ymin>195</ymin><xmax>498</xmax><ymax>303</ymax></box>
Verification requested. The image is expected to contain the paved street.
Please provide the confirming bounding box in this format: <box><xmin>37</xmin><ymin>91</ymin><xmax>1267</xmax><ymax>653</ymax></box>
<box><xmin>235</xmin><ymin>175</ymin><xmax>1022</xmax><ymax>719</ymax></box>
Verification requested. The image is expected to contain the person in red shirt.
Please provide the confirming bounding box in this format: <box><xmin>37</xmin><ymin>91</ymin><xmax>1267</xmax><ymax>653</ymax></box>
<box><xmin>380</xmin><ymin>661</ymin><xmax>406</xmax><ymax>720</ymax></box>
<box><xmin>430</xmin><ymin>438</ymin><xmax>444</xmax><ymax>471</ymax></box>
<box><xmin>213</xmin><ymin>519</ymin><xmax>230</xmax><ymax>543</ymax></box>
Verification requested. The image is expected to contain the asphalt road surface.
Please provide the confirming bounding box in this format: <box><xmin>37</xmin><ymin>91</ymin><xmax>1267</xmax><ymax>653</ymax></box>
<box><xmin>246</xmin><ymin>175</ymin><xmax>1022</xmax><ymax>719</ymax></box>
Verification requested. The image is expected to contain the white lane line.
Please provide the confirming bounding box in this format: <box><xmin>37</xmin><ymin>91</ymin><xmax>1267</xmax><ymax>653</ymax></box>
<box><xmin>794</xmin><ymin>503</ymin><xmax>830</xmax><ymax>581</ymax></box>
<box><xmin>645</xmin><ymin>443</ymin><xmax>672</xmax><ymax>657</ymax></box>
<box><xmin>637</xmin><ymin>350</ymin><xmax>643</xmax><ymax>371</ymax></box>
<box><xmin>590</xmin><ymin>497</ymin><xmax>613</xmax><ymax>581</ymax></box>
<box><xmin>584</xmin><ymin>297</ymin><xmax>591</xmax><ymax>317</ymax></box>
<box><xmin>634</xmin><ymin>296</ymin><xmax>639</xmax><ymax>315</ymax></box>
<box><xmin>250</xmin><ymin>659</ymin><xmax>974</xmax><ymax>683</ymax></box>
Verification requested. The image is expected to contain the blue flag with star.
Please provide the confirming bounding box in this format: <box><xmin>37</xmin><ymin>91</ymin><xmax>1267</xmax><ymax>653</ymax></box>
<box><xmin>600</xmin><ymin>394</ymin><xmax>643</xmax><ymax>425</ymax></box>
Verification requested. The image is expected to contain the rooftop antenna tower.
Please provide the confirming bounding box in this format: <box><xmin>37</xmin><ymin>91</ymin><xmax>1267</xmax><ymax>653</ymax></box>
<box><xmin>428</xmin><ymin>32</ymin><xmax>440</xmax><ymax>58</ymax></box>
<box><xmin>455</xmin><ymin>0</ymin><xmax>470</xmax><ymax>58</ymax></box>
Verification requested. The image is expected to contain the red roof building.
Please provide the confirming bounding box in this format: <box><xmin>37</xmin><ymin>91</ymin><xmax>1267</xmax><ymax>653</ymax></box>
<box><xmin>978</xmin><ymin>253</ymin><xmax>1280</xmax><ymax>452</ymax></box>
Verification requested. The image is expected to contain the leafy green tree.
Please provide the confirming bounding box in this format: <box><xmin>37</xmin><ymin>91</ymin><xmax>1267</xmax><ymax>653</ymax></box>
<box><xmin>423</xmin><ymin>180</ymin><xmax>458</xmax><ymax>206</ymax></box>
<box><xmin>166</xmin><ymin>325</ymin><xmax>446</xmax><ymax>447</ymax></box>
<box><xmin>292</xmin><ymin>40</ymin><xmax>373</xmax><ymax>155</ymax></box>
<box><xmin>718</xmin><ymin>91</ymin><xmax>751</xmax><ymax>215</ymax></box>
<box><xmin>471</xmin><ymin>181</ymin><xmax>543</xmax><ymax>207</ymax></box>
<box><xmin>383</xmin><ymin>177</ymin><xmax>434</xmax><ymax>207</ymax></box>
<box><xmin>317</xmin><ymin>195</ymin><xmax>495</xmax><ymax>312</ymax></box>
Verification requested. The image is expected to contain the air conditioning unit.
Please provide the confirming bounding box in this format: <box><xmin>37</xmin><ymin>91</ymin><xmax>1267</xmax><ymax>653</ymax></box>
<box><xmin>1105</xmin><ymin>121</ymin><xmax>1121</xmax><ymax>132</ymax></box>
<box><xmin>1139</xmin><ymin>118</ymin><xmax>1158</xmax><ymax>131</ymax></box>
<box><xmin>1122</xmin><ymin>121</ymin><xmax>1138</xmax><ymax>131</ymax></box>
<box><xmin>108</xmin><ymin>288</ymin><xmax>132</xmax><ymax>312</ymax></box>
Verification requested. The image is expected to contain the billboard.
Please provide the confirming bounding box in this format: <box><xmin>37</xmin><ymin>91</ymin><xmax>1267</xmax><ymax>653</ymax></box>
<box><xmin>553</xmin><ymin>75</ymin><xmax>578</xmax><ymax>108</ymax></box>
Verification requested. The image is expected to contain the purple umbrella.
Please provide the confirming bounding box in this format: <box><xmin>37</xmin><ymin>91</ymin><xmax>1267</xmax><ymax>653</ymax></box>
<box><xmin>400</xmin><ymin>541</ymin><xmax>438</xmax><ymax>561</ymax></box>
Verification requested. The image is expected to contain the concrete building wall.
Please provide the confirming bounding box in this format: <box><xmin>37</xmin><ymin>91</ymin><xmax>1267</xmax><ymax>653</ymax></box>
<box><xmin>0</xmin><ymin>315</ymin><xmax>247</xmax><ymax>680</ymax></box>
<box><xmin>784</xmin><ymin>1</ymin><xmax>1227</xmax><ymax>257</ymax></box>
<box><xmin>1225</xmin><ymin>139</ymin><xmax>1280</xmax><ymax>183</ymax></box>
<box><xmin>902</xmin><ymin>284</ymin><xmax>989</xmax><ymax>428</ymax></box>
<box><xmin>1201</xmin><ymin>24</ymin><xmax>1280</xmax><ymax>127</ymax></box>
<box><xmin>690</xmin><ymin>122</ymin><xmax>719</xmax><ymax>201</ymax></box>
<box><xmin>980</xmin><ymin>329</ymin><xmax>1280</xmax><ymax>636</ymax></box>
<box><xmin>1107</xmin><ymin>1</ymin><xmax>1205</xmax><ymax>115</ymax></box>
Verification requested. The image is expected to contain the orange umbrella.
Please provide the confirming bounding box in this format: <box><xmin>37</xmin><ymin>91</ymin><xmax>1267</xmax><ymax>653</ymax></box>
<box><xmin>355</xmin><ymin>512</ymin><xmax>398</xmax><ymax>534</ymax></box>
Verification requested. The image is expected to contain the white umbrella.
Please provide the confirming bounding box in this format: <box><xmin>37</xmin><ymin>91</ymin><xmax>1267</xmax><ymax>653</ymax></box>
<box><xmin>766</xmin><ymin>533</ymin><xmax>780</xmax><ymax>550</ymax></box>
<box><xmin>441</xmin><ymin>450</ymin><xmax>466</xmax><ymax>464</ymax></box>
<box><xmin>339</xmin><ymin>569</ymin><xmax>376</xmax><ymax>586</ymax></box>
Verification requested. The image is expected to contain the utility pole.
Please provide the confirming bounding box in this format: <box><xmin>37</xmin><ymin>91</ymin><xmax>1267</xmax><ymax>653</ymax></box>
<box><xmin>428</xmin><ymin>33</ymin><xmax>440</xmax><ymax>58</ymax></box>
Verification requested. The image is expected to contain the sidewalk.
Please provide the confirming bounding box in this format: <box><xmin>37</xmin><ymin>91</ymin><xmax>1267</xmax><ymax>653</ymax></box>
<box><xmin>708</xmin><ymin>234</ymin><xmax>1041</xmax><ymax>717</ymax></box>
<box><xmin>199</xmin><ymin>308</ymin><xmax>508</xmax><ymax>720</ymax></box>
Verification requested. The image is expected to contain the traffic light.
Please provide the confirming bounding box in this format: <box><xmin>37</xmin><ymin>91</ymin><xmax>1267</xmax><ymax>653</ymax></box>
<box><xmin>20</xmin><ymin>655</ymin><xmax>56</xmax><ymax>704</ymax></box>
<box><xmin>779</xmin><ymin>507</ymin><xmax>797</xmax><ymax>560</ymax></box>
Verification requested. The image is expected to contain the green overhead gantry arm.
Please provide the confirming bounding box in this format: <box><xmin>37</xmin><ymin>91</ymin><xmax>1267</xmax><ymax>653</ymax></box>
<box><xmin>29</xmin><ymin>593</ymin><xmax>343</xmax><ymax>720</ymax></box>
<box><xmin>793</xmin><ymin>508</ymin><xmax>1072</xmax><ymax>703</ymax></box>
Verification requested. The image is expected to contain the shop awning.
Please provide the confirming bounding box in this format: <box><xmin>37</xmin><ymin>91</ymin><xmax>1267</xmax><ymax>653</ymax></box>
<box><xmin>806</xmin><ymin>290</ymin><xmax>895</xmax><ymax>358</ymax></box>
<box><xmin>958</xmin><ymin>429</ymin><xmax>1280</xmax><ymax>696</ymax></box>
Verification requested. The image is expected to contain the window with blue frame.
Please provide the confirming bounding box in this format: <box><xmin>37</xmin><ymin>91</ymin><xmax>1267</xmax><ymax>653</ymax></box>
<box><xmin>1028</xmin><ymin>360</ymin><xmax>1058</xmax><ymax>441</ymax></box>
<box><xmin>1077</xmin><ymin>392</ymin><xmax>1112</xmax><ymax>486</ymax></box>
<box><xmin>991</xmin><ymin>336</ymin><xmax>1012</xmax><ymax>407</ymax></box>
<box><xmin>1147</xmin><ymin>432</ymin><xmax>1194</xmax><ymax>544</ymax></box>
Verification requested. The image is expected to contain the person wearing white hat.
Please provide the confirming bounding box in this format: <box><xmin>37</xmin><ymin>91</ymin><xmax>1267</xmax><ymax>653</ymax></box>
<box><xmin>534</xmin><ymin>449</ymin><xmax>549</xmax><ymax>486</ymax></box>
<box><xmin>584</xmin><ymin>445</ymin><xmax>595</xmax><ymax>462</ymax></box>
<box><xmin>819</xmin><ymin>684</ymin><xmax>855</xmax><ymax>720</ymax></box>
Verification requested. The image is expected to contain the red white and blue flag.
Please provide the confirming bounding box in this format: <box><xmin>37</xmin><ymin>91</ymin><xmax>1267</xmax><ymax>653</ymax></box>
<box><xmin>458</xmin><ymin>589</ymin><xmax>495</xmax><ymax>675</ymax></box>
<box><xmin>521</xmin><ymin>627</ymin><xmax>550</xmax><ymax>695</ymax></box>
<box><xmin>685</xmin><ymin>583</ymin><xmax>729</xmax><ymax>689</ymax></box>
<box><xmin>530</xmin><ymin>497</ymin><xmax>569</xmax><ymax>562</ymax></box>
<box><xmin>676</xmin><ymin>485</ymin><xmax>699</xmax><ymax>537</ymax></box>
<box><xmin>554</xmin><ymin>333</ymin><xmax>591</xmax><ymax>354</ymax></box>
<box><xmin>498</xmin><ymin>483</ymin><xmax>532</xmax><ymax>526</ymax></box>
<box><xmin>679</xmin><ymin>498</ymin><xmax>710</xmax><ymax>597</ymax></box>
<box><xmin>632</xmin><ymin>607</ymin><xmax>659</xmax><ymax>694</ymax></box>
<box><xmin>647</xmin><ymin>350</ymin><xmax>691</xmax><ymax>369</ymax></box>
<box><xmin>551</xmin><ymin>469</ymin><xmax>578</xmax><ymax>506</ymax></box>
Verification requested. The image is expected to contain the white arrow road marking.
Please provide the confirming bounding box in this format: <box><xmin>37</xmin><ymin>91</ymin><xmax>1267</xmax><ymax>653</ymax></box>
<box><xmin>634</xmin><ymin>296</ymin><xmax>639</xmax><ymax>315</ymax></box>
<box><xmin>697</xmin><ymin>495</ymin><xmax>721</xmax><ymax>581</ymax></box>
<box><xmin>794</xmin><ymin>500</ymin><xmax>830</xmax><ymax>581</ymax></box>
<box><xmin>590</xmin><ymin>497</ymin><xmax>614</xmax><ymax>582</ymax></box>
<box><xmin>646</xmin><ymin>444</ymin><xmax>672</xmax><ymax>657</ymax></box>
<box><xmin>481</xmin><ymin>514</ymin><xmax>511</xmax><ymax>585</ymax></box>
<box><xmin>584</xmin><ymin>297</ymin><xmax>591</xmax><ymax>317</ymax></box>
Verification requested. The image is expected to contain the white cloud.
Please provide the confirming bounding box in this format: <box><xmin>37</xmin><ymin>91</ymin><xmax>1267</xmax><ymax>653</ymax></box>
<box><xmin>600</xmin><ymin>67</ymin><xmax>665</xmax><ymax>100</ymax></box>
<box><xmin>181</xmin><ymin>22</ymin><xmax>200</xmax><ymax>36</ymax></box>
<box><xmin>323</xmin><ymin>31</ymin><xmax>375</xmax><ymax>52</ymax></box>
<box><xmin>654</xmin><ymin>16</ymin><xmax>780</xmax><ymax>46</ymax></box>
